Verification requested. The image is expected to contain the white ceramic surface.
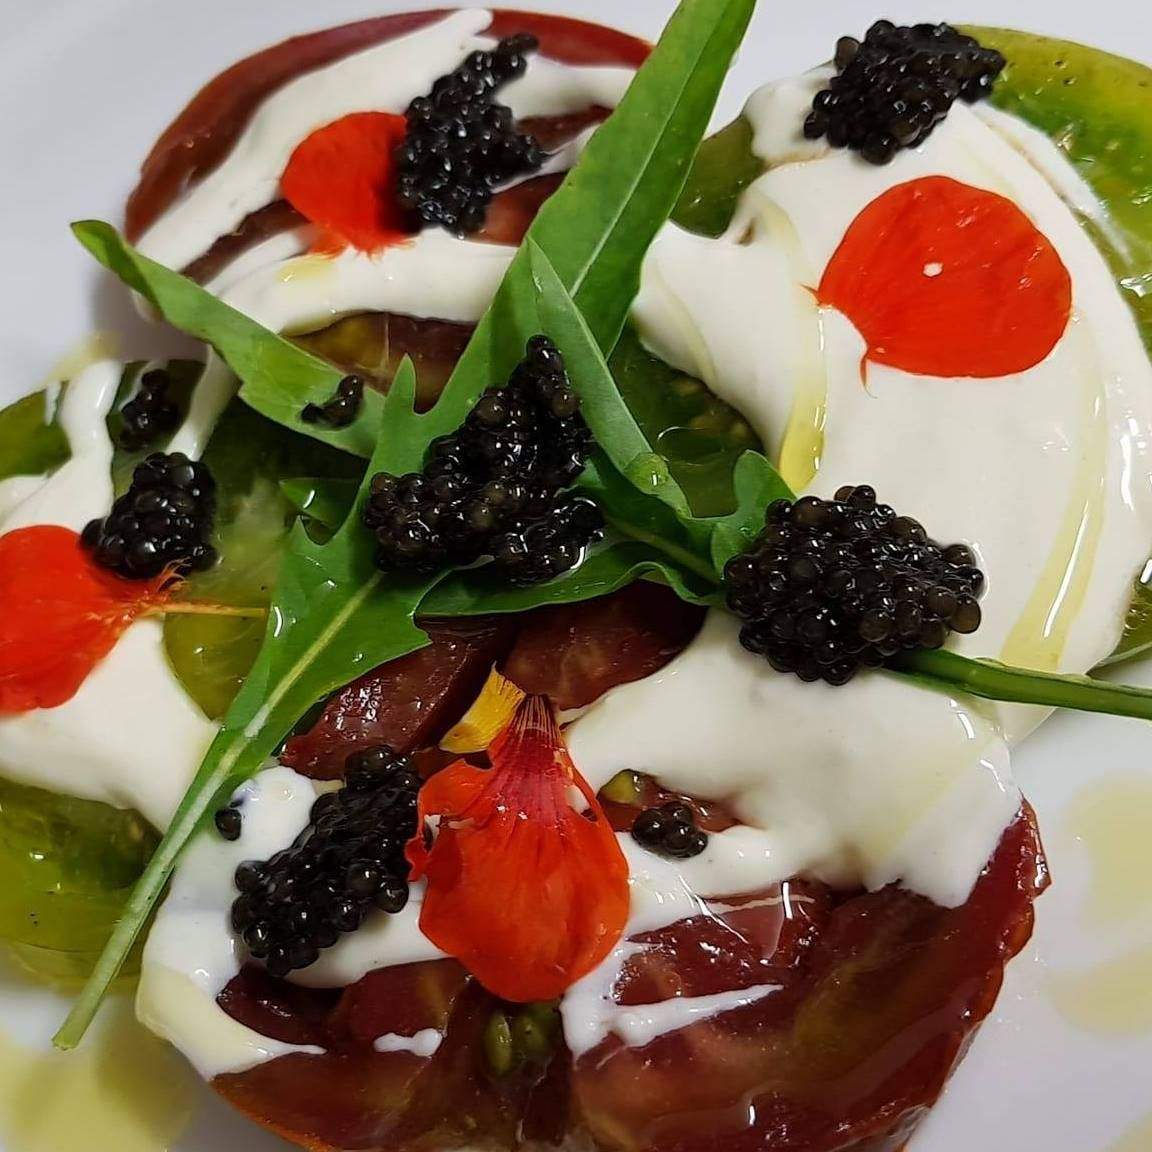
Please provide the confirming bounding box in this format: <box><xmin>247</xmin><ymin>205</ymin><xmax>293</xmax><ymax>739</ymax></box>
<box><xmin>0</xmin><ymin>1</ymin><xmax>1150</xmax><ymax>1150</ymax></box>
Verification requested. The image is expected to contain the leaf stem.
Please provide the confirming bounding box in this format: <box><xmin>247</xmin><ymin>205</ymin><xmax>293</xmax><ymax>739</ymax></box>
<box><xmin>150</xmin><ymin>601</ymin><xmax>268</xmax><ymax>620</ymax></box>
<box><xmin>894</xmin><ymin>648</ymin><xmax>1152</xmax><ymax>722</ymax></box>
<box><xmin>603</xmin><ymin>511</ymin><xmax>721</xmax><ymax>586</ymax></box>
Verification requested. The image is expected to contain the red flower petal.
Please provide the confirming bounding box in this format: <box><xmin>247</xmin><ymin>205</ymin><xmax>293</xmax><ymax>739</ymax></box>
<box><xmin>0</xmin><ymin>526</ymin><xmax>172</xmax><ymax>714</ymax></box>
<box><xmin>408</xmin><ymin>695</ymin><xmax>629</xmax><ymax>1002</ymax></box>
<box><xmin>281</xmin><ymin>111</ymin><xmax>413</xmax><ymax>255</ymax></box>
<box><xmin>817</xmin><ymin>175</ymin><xmax>1072</xmax><ymax>379</ymax></box>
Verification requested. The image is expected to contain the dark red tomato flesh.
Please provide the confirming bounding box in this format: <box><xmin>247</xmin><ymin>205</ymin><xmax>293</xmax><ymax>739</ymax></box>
<box><xmin>126</xmin><ymin>9</ymin><xmax>649</xmax><ymax>242</ymax></box>
<box><xmin>210</xmin><ymin>810</ymin><xmax>1044</xmax><ymax>1152</ymax></box>
<box><xmin>573</xmin><ymin>806</ymin><xmax>1048</xmax><ymax>1152</ymax></box>
<box><xmin>504</xmin><ymin>582</ymin><xmax>705</xmax><ymax>710</ymax></box>
<box><xmin>280</xmin><ymin>618</ymin><xmax>514</xmax><ymax>779</ymax></box>
<box><xmin>216</xmin><ymin>959</ymin><xmax>567</xmax><ymax>1151</ymax></box>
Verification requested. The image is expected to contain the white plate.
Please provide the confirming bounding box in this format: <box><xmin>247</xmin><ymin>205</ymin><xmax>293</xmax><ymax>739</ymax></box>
<box><xmin>1</xmin><ymin>2</ymin><xmax>1151</xmax><ymax>1150</ymax></box>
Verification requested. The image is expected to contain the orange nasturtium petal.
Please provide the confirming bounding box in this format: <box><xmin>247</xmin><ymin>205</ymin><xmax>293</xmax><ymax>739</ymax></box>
<box><xmin>281</xmin><ymin>111</ymin><xmax>413</xmax><ymax>255</ymax></box>
<box><xmin>408</xmin><ymin>694</ymin><xmax>630</xmax><ymax>1002</ymax></box>
<box><xmin>816</xmin><ymin>175</ymin><xmax>1072</xmax><ymax>379</ymax></box>
<box><xmin>0</xmin><ymin>525</ymin><xmax>173</xmax><ymax>714</ymax></box>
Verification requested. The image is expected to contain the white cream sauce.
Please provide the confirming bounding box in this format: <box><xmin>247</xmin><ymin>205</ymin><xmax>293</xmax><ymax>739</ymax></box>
<box><xmin>2</xmin><ymin>360</ymin><xmax>119</xmax><ymax>532</ymax></box>
<box><xmin>0</xmin><ymin>360</ymin><xmax>217</xmax><ymax>828</ymax></box>
<box><xmin>138</xmin><ymin>769</ymin><xmax>325</xmax><ymax>1077</ymax></box>
<box><xmin>373</xmin><ymin>1029</ymin><xmax>444</xmax><ymax>1057</ymax></box>
<box><xmin>142</xmin><ymin>68</ymin><xmax>1152</xmax><ymax>1078</ymax></box>
<box><xmin>0</xmin><ymin>620</ymin><xmax>214</xmax><ymax>829</ymax></box>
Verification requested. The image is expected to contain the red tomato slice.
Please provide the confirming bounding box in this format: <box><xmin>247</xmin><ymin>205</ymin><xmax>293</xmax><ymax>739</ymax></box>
<box><xmin>280</xmin><ymin>618</ymin><xmax>514</xmax><ymax>779</ymax></box>
<box><xmin>210</xmin><ymin>810</ymin><xmax>1044</xmax><ymax>1152</ymax></box>
<box><xmin>573</xmin><ymin>806</ymin><xmax>1047</xmax><ymax>1152</ymax></box>
<box><xmin>126</xmin><ymin>9</ymin><xmax>648</xmax><ymax>242</ymax></box>
<box><xmin>504</xmin><ymin>582</ymin><xmax>704</xmax><ymax>710</ymax></box>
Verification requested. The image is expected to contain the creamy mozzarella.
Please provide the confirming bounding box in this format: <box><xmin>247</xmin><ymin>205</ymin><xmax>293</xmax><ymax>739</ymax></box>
<box><xmin>139</xmin><ymin>766</ymin><xmax>445</xmax><ymax>1076</ymax></box>
<box><xmin>138</xmin><ymin>769</ymin><xmax>324</xmax><ymax>1077</ymax></box>
<box><xmin>0</xmin><ymin>360</ymin><xmax>216</xmax><ymax>828</ymax></box>
<box><xmin>0</xmin><ymin>620</ymin><xmax>215</xmax><ymax>829</ymax></box>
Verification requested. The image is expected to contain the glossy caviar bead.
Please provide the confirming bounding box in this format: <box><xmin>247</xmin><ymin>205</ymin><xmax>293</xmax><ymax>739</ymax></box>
<box><xmin>723</xmin><ymin>484</ymin><xmax>985</xmax><ymax>685</ymax></box>
<box><xmin>118</xmin><ymin>367</ymin><xmax>183</xmax><ymax>450</ymax></box>
<box><xmin>631</xmin><ymin>800</ymin><xmax>709</xmax><ymax>860</ymax></box>
<box><xmin>81</xmin><ymin>451</ymin><xmax>217</xmax><ymax>579</ymax></box>
<box><xmin>395</xmin><ymin>34</ymin><xmax>546</xmax><ymax>235</ymax></box>
<box><xmin>805</xmin><ymin>21</ymin><xmax>1006</xmax><ymax>164</ymax></box>
<box><xmin>363</xmin><ymin>336</ymin><xmax>601</xmax><ymax>585</ymax></box>
<box><xmin>229</xmin><ymin>744</ymin><xmax>421</xmax><ymax>977</ymax></box>
<box><xmin>214</xmin><ymin>804</ymin><xmax>243</xmax><ymax>842</ymax></box>
<box><xmin>301</xmin><ymin>374</ymin><xmax>365</xmax><ymax>429</ymax></box>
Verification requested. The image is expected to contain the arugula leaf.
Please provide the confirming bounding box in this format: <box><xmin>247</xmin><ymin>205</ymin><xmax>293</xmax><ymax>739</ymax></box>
<box><xmin>0</xmin><ymin>390</ymin><xmax>69</xmax><ymax>482</ymax></box>
<box><xmin>58</xmin><ymin>0</ymin><xmax>760</xmax><ymax>1044</ymax></box>
<box><xmin>55</xmin><ymin>362</ymin><xmax>437</xmax><ymax>1049</ymax></box>
<box><xmin>895</xmin><ymin>648</ymin><xmax>1152</xmax><ymax>722</ymax></box>
<box><xmin>72</xmin><ymin>0</ymin><xmax>756</xmax><ymax>464</ymax></box>
<box><xmin>280</xmin><ymin>476</ymin><xmax>361</xmax><ymax>537</ymax></box>
<box><xmin>426</xmin><ymin>536</ymin><xmax>717</xmax><ymax>616</ymax></box>
<box><xmin>72</xmin><ymin>221</ymin><xmax>370</xmax><ymax>456</ymax></box>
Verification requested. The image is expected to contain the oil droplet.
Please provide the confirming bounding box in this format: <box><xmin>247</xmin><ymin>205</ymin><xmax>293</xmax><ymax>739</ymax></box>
<box><xmin>0</xmin><ymin>997</ymin><xmax>195</xmax><ymax>1152</ymax></box>
<box><xmin>1048</xmin><ymin>946</ymin><xmax>1152</xmax><ymax>1036</ymax></box>
<box><xmin>1111</xmin><ymin>1112</ymin><xmax>1152</xmax><ymax>1152</ymax></box>
<box><xmin>42</xmin><ymin>333</ymin><xmax>122</xmax><ymax>395</ymax></box>
<box><xmin>1065</xmin><ymin>776</ymin><xmax>1152</xmax><ymax>928</ymax></box>
<box><xmin>1046</xmin><ymin>776</ymin><xmax>1152</xmax><ymax>1036</ymax></box>
<box><xmin>624</xmin><ymin>451</ymin><xmax>675</xmax><ymax>495</ymax></box>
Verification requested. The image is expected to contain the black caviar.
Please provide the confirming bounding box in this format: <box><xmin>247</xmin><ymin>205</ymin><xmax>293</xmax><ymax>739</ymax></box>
<box><xmin>118</xmin><ymin>367</ymin><xmax>183</xmax><ymax>450</ymax></box>
<box><xmin>724</xmin><ymin>485</ymin><xmax>984</xmax><ymax>685</ymax></box>
<box><xmin>363</xmin><ymin>335</ymin><xmax>602</xmax><ymax>586</ymax></box>
<box><xmin>632</xmin><ymin>801</ymin><xmax>708</xmax><ymax>860</ymax></box>
<box><xmin>301</xmin><ymin>374</ymin><xmax>365</xmax><ymax>429</ymax></box>
<box><xmin>81</xmin><ymin>452</ymin><xmax>217</xmax><ymax>580</ymax></box>
<box><xmin>214</xmin><ymin>803</ymin><xmax>243</xmax><ymax>843</ymax></box>
<box><xmin>396</xmin><ymin>34</ymin><xmax>546</xmax><ymax>235</ymax></box>
<box><xmin>803</xmin><ymin>21</ymin><xmax>1006</xmax><ymax>164</ymax></box>
<box><xmin>231</xmin><ymin>746</ymin><xmax>420</xmax><ymax>979</ymax></box>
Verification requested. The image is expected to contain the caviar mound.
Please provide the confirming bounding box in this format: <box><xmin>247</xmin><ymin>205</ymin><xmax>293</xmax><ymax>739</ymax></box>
<box><xmin>231</xmin><ymin>747</ymin><xmax>420</xmax><ymax>978</ymax></box>
<box><xmin>804</xmin><ymin>21</ymin><xmax>1006</xmax><ymax>164</ymax></box>
<box><xmin>396</xmin><ymin>34</ymin><xmax>546</xmax><ymax>236</ymax></box>
<box><xmin>363</xmin><ymin>336</ymin><xmax>602</xmax><ymax>583</ymax></box>
<box><xmin>724</xmin><ymin>484</ymin><xmax>984</xmax><ymax>684</ymax></box>
<box><xmin>81</xmin><ymin>451</ymin><xmax>217</xmax><ymax>580</ymax></box>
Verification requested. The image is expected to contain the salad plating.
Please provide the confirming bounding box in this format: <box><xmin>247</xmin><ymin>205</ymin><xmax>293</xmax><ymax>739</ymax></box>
<box><xmin>0</xmin><ymin>5</ymin><xmax>1151</xmax><ymax>1152</ymax></box>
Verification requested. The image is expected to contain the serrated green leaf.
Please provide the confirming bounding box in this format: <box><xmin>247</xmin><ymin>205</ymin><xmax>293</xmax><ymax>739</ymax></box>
<box><xmin>55</xmin><ymin>361</ymin><xmax>437</xmax><ymax>1048</ymax></box>
<box><xmin>0</xmin><ymin>390</ymin><xmax>70</xmax><ymax>482</ymax></box>
<box><xmin>71</xmin><ymin>220</ymin><xmax>371</xmax><ymax>455</ymax></box>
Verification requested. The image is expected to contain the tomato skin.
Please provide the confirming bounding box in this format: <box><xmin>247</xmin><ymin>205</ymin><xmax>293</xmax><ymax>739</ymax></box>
<box><xmin>571</xmin><ymin>807</ymin><xmax>1047</xmax><ymax>1152</ymax></box>
<box><xmin>504</xmin><ymin>582</ymin><xmax>705</xmax><ymax>710</ymax></box>
<box><xmin>280</xmin><ymin>618</ymin><xmax>514</xmax><ymax>779</ymax></box>
<box><xmin>126</xmin><ymin>9</ymin><xmax>648</xmax><ymax>241</ymax></box>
